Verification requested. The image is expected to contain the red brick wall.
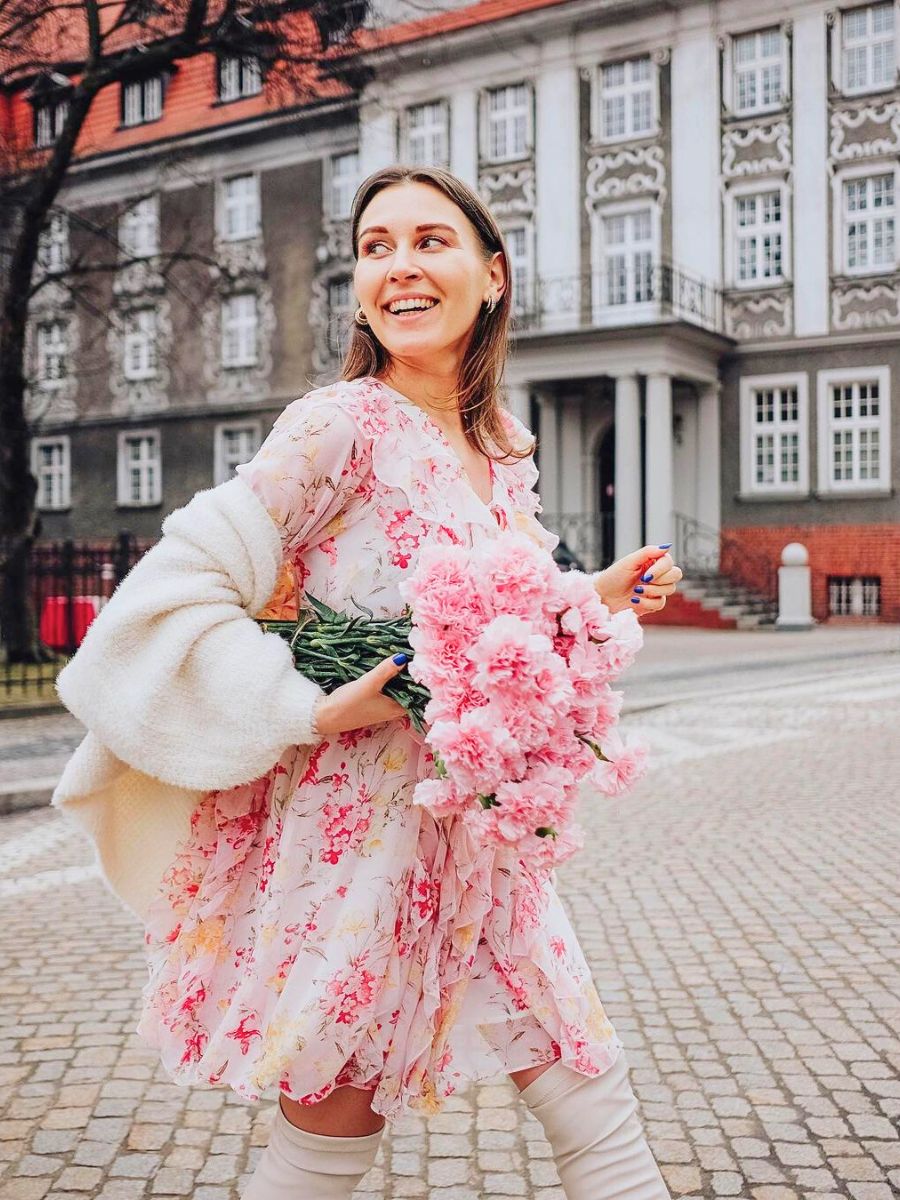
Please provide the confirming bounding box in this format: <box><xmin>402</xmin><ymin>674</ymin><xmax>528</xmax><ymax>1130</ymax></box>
<box><xmin>720</xmin><ymin>524</ymin><xmax>900</xmax><ymax>623</ymax></box>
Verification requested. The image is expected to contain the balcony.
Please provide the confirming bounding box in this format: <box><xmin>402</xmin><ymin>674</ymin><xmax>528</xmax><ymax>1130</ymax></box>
<box><xmin>511</xmin><ymin>260</ymin><xmax>725</xmax><ymax>338</ymax></box>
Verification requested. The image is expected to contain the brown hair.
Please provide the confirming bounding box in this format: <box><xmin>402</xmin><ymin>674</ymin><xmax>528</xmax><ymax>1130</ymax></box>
<box><xmin>340</xmin><ymin>164</ymin><xmax>534</xmax><ymax>465</ymax></box>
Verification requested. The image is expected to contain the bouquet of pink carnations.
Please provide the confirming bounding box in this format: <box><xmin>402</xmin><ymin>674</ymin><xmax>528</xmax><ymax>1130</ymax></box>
<box><xmin>397</xmin><ymin>531</ymin><xmax>649</xmax><ymax>873</ymax></box>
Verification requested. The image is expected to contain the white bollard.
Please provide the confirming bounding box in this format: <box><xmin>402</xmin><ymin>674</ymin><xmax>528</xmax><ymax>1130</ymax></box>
<box><xmin>776</xmin><ymin>542</ymin><xmax>814</xmax><ymax>630</ymax></box>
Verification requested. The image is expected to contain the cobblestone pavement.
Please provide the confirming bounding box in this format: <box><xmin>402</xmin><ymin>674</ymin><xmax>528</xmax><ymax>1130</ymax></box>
<box><xmin>2</xmin><ymin>660</ymin><xmax>899</xmax><ymax>1199</ymax></box>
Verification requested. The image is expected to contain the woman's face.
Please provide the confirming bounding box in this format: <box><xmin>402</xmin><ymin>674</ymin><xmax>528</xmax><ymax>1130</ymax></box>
<box><xmin>353</xmin><ymin>181</ymin><xmax>505</xmax><ymax>371</ymax></box>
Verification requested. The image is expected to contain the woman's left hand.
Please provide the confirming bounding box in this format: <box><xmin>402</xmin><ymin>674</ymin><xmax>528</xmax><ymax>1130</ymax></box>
<box><xmin>592</xmin><ymin>545</ymin><xmax>683</xmax><ymax>616</ymax></box>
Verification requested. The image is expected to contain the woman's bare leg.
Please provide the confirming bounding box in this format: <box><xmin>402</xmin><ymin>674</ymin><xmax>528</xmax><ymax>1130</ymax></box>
<box><xmin>509</xmin><ymin>1058</ymin><xmax>559</xmax><ymax>1092</ymax></box>
<box><xmin>279</xmin><ymin>1084</ymin><xmax>386</xmax><ymax>1136</ymax></box>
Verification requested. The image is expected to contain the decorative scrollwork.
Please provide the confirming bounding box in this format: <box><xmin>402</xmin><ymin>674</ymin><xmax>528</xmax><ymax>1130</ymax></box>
<box><xmin>831</xmin><ymin>276</ymin><xmax>900</xmax><ymax>329</ymax></box>
<box><xmin>585</xmin><ymin>143</ymin><xmax>667</xmax><ymax>209</ymax></box>
<box><xmin>722</xmin><ymin>120</ymin><xmax>792</xmax><ymax>177</ymax></box>
<box><xmin>829</xmin><ymin>100</ymin><xmax>900</xmax><ymax>162</ymax></box>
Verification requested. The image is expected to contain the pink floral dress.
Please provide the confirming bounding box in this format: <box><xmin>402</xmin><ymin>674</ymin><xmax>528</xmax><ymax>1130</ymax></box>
<box><xmin>136</xmin><ymin>375</ymin><xmax>623</xmax><ymax>1120</ymax></box>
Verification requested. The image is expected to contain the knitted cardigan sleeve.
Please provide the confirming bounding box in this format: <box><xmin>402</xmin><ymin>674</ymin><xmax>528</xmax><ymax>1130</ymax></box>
<box><xmin>55</xmin><ymin>397</ymin><xmax>369</xmax><ymax>795</ymax></box>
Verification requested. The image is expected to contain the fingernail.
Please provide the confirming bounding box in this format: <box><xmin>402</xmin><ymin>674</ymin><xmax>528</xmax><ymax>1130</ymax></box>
<box><xmin>658</xmin><ymin>543</ymin><xmax>672</xmax><ymax>548</ymax></box>
<box><xmin>641</xmin><ymin>572</ymin><xmax>653</xmax><ymax>582</ymax></box>
<box><xmin>630</xmin><ymin>597</ymin><xmax>640</xmax><ymax>604</ymax></box>
<box><xmin>633</xmin><ymin>585</ymin><xmax>644</xmax><ymax>593</ymax></box>
<box><xmin>393</xmin><ymin>653</ymin><xmax>409</xmax><ymax>665</ymax></box>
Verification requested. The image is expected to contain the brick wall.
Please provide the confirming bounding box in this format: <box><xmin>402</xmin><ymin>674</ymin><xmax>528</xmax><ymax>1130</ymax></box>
<box><xmin>720</xmin><ymin>524</ymin><xmax>900</xmax><ymax>623</ymax></box>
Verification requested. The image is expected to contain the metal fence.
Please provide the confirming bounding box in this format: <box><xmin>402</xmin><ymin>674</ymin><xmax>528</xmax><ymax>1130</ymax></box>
<box><xmin>0</xmin><ymin>533</ymin><xmax>147</xmax><ymax>704</ymax></box>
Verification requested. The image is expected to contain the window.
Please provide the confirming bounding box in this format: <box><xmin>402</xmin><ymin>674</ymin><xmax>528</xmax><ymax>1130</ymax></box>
<box><xmin>739</xmin><ymin>374</ymin><xmax>808</xmax><ymax>495</ymax></box>
<box><xmin>731</xmin><ymin>28</ymin><xmax>785</xmax><ymax>114</ymax></box>
<box><xmin>36</xmin><ymin>321</ymin><xmax>67</xmax><ymax>388</ymax></box>
<box><xmin>817</xmin><ymin>367</ymin><xmax>891</xmax><ymax>492</ymax></box>
<box><xmin>404</xmin><ymin>101</ymin><xmax>449</xmax><ymax>167</ymax></box>
<box><xmin>31</xmin><ymin>437</ymin><xmax>71</xmax><ymax>510</ymax></box>
<box><xmin>217</xmin><ymin>54</ymin><xmax>262</xmax><ymax>102</ymax></box>
<box><xmin>325</xmin><ymin>152</ymin><xmax>359</xmax><ymax>220</ymax></box>
<box><xmin>123</xmin><ymin>308</ymin><xmax>158</xmax><ymax>380</ymax></box>
<box><xmin>119</xmin><ymin>195</ymin><xmax>159</xmax><ymax>259</ymax></box>
<box><xmin>842</xmin><ymin>172</ymin><xmax>895</xmax><ymax>273</ymax></box>
<box><xmin>214</xmin><ymin>421</ymin><xmax>262</xmax><ymax>485</ymax></box>
<box><xmin>841</xmin><ymin>3</ymin><xmax>896</xmax><ymax>94</ymax></box>
<box><xmin>118</xmin><ymin>430</ymin><xmax>161</xmax><ymax>506</ymax></box>
<box><xmin>221</xmin><ymin>174</ymin><xmax>260</xmax><ymax>241</ymax></box>
<box><xmin>483</xmin><ymin>83</ymin><xmax>532</xmax><ymax>162</ymax></box>
<box><xmin>600</xmin><ymin>207</ymin><xmax>655</xmax><ymax>306</ymax></box>
<box><xmin>221</xmin><ymin>293</ymin><xmax>258</xmax><ymax>367</ymax></box>
<box><xmin>828</xmin><ymin>576</ymin><xmax>881</xmax><ymax>616</ymax></box>
<box><xmin>503</xmin><ymin>224</ymin><xmax>534</xmax><ymax>314</ymax></box>
<box><xmin>327</xmin><ymin>276</ymin><xmax>354</xmax><ymax>356</ymax></box>
<box><xmin>34</xmin><ymin>98</ymin><xmax>69</xmax><ymax>147</ymax></box>
<box><xmin>597</xmin><ymin>57</ymin><xmax>655</xmax><ymax>142</ymax></box>
<box><xmin>734</xmin><ymin>189</ymin><xmax>784</xmax><ymax>284</ymax></box>
<box><xmin>121</xmin><ymin>75</ymin><xmax>164</xmax><ymax>127</ymax></box>
<box><xmin>37</xmin><ymin>211</ymin><xmax>68</xmax><ymax>273</ymax></box>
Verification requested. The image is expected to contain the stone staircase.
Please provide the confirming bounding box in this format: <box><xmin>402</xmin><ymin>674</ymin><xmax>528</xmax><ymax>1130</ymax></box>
<box><xmin>672</xmin><ymin>569</ymin><xmax>778</xmax><ymax>630</ymax></box>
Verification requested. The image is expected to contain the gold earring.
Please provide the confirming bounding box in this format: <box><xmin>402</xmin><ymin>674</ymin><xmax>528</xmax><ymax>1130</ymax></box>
<box><xmin>354</xmin><ymin>307</ymin><xmax>369</xmax><ymax>326</ymax></box>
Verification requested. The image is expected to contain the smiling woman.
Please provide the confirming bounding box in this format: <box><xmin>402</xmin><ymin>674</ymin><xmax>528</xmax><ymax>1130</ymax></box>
<box><xmin>53</xmin><ymin>162</ymin><xmax>675</xmax><ymax>1200</ymax></box>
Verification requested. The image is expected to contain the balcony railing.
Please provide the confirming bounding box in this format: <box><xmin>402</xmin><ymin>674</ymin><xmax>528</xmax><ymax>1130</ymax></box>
<box><xmin>512</xmin><ymin>261</ymin><xmax>725</xmax><ymax>337</ymax></box>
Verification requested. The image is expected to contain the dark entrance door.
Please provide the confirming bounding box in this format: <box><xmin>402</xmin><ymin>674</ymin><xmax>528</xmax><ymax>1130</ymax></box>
<box><xmin>597</xmin><ymin>425</ymin><xmax>616</xmax><ymax>568</ymax></box>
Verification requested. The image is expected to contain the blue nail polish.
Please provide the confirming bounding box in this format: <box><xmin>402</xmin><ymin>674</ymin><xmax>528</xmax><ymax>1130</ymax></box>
<box><xmin>393</xmin><ymin>653</ymin><xmax>409</xmax><ymax>665</ymax></box>
<box><xmin>630</xmin><ymin>597</ymin><xmax>640</xmax><ymax>604</ymax></box>
<box><xmin>658</xmin><ymin>543</ymin><xmax>672</xmax><ymax>549</ymax></box>
<box><xmin>641</xmin><ymin>572</ymin><xmax>653</xmax><ymax>582</ymax></box>
<box><xmin>634</xmin><ymin>585</ymin><xmax>644</xmax><ymax>593</ymax></box>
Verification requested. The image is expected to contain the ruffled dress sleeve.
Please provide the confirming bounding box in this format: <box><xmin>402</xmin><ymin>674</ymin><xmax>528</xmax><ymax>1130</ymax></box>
<box><xmin>235</xmin><ymin>395</ymin><xmax>368</xmax><ymax>561</ymax></box>
<box><xmin>498</xmin><ymin>408</ymin><xmax>560</xmax><ymax>555</ymax></box>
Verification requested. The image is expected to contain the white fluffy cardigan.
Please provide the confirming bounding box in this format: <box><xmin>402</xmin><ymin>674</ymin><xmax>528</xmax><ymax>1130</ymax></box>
<box><xmin>51</xmin><ymin>475</ymin><xmax>326</xmax><ymax>925</ymax></box>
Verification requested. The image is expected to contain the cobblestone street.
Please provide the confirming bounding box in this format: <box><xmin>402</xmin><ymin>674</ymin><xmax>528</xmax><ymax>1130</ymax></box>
<box><xmin>1</xmin><ymin>653</ymin><xmax>899</xmax><ymax>1200</ymax></box>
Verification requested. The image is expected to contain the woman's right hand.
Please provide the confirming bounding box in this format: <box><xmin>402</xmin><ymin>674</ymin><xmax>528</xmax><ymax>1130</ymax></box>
<box><xmin>313</xmin><ymin>654</ymin><xmax>410</xmax><ymax>737</ymax></box>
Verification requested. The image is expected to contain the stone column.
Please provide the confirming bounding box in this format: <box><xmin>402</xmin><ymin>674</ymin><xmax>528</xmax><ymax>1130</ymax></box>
<box><xmin>358</xmin><ymin>101</ymin><xmax>397</xmax><ymax>178</ymax></box>
<box><xmin>450</xmin><ymin>90</ymin><xmax>478</xmax><ymax>189</ymax></box>
<box><xmin>535</xmin><ymin>57</ymin><xmax>580</xmax><ymax>331</ymax></box>
<box><xmin>614</xmin><ymin>374</ymin><xmax>642</xmax><ymax>560</ymax></box>
<box><xmin>696</xmin><ymin>380</ymin><xmax>721</xmax><ymax>569</ymax></box>
<box><xmin>644</xmin><ymin>373</ymin><xmax>674</xmax><ymax>546</ymax></box>
<box><xmin>505</xmin><ymin>382</ymin><xmax>532</xmax><ymax>427</ymax></box>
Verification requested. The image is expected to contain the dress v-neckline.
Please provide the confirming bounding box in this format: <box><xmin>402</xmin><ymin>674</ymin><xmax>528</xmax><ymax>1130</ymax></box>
<box><xmin>373</xmin><ymin>378</ymin><xmax>498</xmax><ymax>509</ymax></box>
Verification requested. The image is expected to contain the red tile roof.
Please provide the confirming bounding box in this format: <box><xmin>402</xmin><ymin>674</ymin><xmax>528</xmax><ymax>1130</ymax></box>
<box><xmin>349</xmin><ymin>0</ymin><xmax>577</xmax><ymax>53</ymax></box>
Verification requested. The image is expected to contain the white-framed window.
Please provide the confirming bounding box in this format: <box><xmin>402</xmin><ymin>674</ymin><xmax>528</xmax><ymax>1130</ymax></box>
<box><xmin>739</xmin><ymin>373</ymin><xmax>809</xmax><ymax>495</ymax></box>
<box><xmin>594</xmin><ymin>57</ymin><xmax>657</xmax><ymax>143</ymax></box>
<box><xmin>34</xmin><ymin>98</ymin><xmax>69</xmax><ymax>147</ymax></box>
<box><xmin>729</xmin><ymin>185</ymin><xmax>787</xmax><ymax>286</ymax></box>
<box><xmin>828</xmin><ymin>576</ymin><xmax>881</xmax><ymax>616</ymax></box>
<box><xmin>502</xmin><ymin>223</ymin><xmax>534</xmax><ymax>314</ymax></box>
<box><xmin>220</xmin><ymin>173</ymin><xmax>260</xmax><ymax>241</ymax></box>
<box><xmin>481</xmin><ymin>83</ymin><xmax>532</xmax><ymax>163</ymax></box>
<box><xmin>37</xmin><ymin>210</ymin><xmax>69</xmax><ymax>273</ymax></box>
<box><xmin>123</xmin><ymin>308</ymin><xmax>158</xmax><ymax>380</ymax></box>
<box><xmin>221</xmin><ymin>293</ymin><xmax>258</xmax><ymax>367</ymax></box>
<box><xmin>217</xmin><ymin>53</ymin><xmax>262</xmax><ymax>102</ymax></box>
<box><xmin>403</xmin><ymin>100</ymin><xmax>450</xmax><ymax>167</ymax></box>
<box><xmin>325</xmin><ymin>151</ymin><xmax>359</xmax><ymax>220</ymax></box>
<box><xmin>118</xmin><ymin>195</ymin><xmax>159</xmax><ymax>259</ymax></box>
<box><xmin>31</xmin><ymin>436</ymin><xmax>71</xmax><ymax>510</ymax></box>
<box><xmin>840</xmin><ymin>2</ymin><xmax>896</xmax><ymax>94</ymax></box>
<box><xmin>214</xmin><ymin>420</ymin><xmax>262</xmax><ymax>485</ymax></box>
<box><xmin>817</xmin><ymin>366</ymin><xmax>891</xmax><ymax>492</ymax></box>
<box><xmin>121</xmin><ymin>74</ymin><xmax>164</xmax><ymax>127</ymax></box>
<box><xmin>117</xmin><ymin>429</ymin><xmax>161</xmax><ymax>506</ymax></box>
<box><xmin>35</xmin><ymin>321</ymin><xmax>68</xmax><ymax>388</ymax></box>
<box><xmin>327</xmin><ymin>275</ymin><xmax>354</xmax><ymax>356</ymax></box>
<box><xmin>835</xmin><ymin>167</ymin><xmax>897</xmax><ymax>274</ymax></box>
<box><xmin>596</xmin><ymin>203</ymin><xmax>657</xmax><ymax>308</ymax></box>
<box><xmin>729</xmin><ymin>27</ymin><xmax>787</xmax><ymax>115</ymax></box>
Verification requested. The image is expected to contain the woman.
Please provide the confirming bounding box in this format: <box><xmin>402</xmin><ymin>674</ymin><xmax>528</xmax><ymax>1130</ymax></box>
<box><xmin>52</xmin><ymin>165</ymin><xmax>682</xmax><ymax>1200</ymax></box>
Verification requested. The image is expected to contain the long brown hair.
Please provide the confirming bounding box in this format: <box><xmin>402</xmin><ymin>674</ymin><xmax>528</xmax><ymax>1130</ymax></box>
<box><xmin>340</xmin><ymin>165</ymin><xmax>534</xmax><ymax>465</ymax></box>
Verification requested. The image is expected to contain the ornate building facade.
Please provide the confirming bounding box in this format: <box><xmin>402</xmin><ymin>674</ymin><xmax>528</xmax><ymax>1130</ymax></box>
<box><xmin>12</xmin><ymin>0</ymin><xmax>900</xmax><ymax>621</ymax></box>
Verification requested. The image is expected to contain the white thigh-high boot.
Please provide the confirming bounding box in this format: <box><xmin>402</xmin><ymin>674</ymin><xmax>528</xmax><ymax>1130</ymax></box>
<box><xmin>519</xmin><ymin>1049</ymin><xmax>671</xmax><ymax>1200</ymax></box>
<box><xmin>241</xmin><ymin>1094</ymin><xmax>386</xmax><ymax>1200</ymax></box>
